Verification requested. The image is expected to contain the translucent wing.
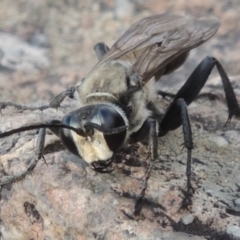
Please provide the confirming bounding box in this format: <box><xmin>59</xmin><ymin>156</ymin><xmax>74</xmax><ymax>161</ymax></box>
<box><xmin>93</xmin><ymin>13</ymin><xmax>220</xmax><ymax>84</ymax></box>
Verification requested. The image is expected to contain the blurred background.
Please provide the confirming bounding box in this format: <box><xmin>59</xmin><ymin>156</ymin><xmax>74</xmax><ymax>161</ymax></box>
<box><xmin>0</xmin><ymin>0</ymin><xmax>239</xmax><ymax>106</ymax></box>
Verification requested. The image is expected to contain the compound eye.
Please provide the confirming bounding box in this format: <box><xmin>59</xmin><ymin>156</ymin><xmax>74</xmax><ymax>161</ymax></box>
<box><xmin>98</xmin><ymin>105</ymin><xmax>127</xmax><ymax>151</ymax></box>
<box><xmin>59</xmin><ymin>114</ymin><xmax>80</xmax><ymax>157</ymax></box>
<box><xmin>98</xmin><ymin>106</ymin><xmax>125</xmax><ymax>130</ymax></box>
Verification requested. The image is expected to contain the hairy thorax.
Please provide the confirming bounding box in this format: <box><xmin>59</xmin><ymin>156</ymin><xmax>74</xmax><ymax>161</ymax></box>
<box><xmin>75</xmin><ymin>61</ymin><xmax>156</xmax><ymax>136</ymax></box>
<box><xmin>76</xmin><ymin>62</ymin><xmax>129</xmax><ymax>101</ymax></box>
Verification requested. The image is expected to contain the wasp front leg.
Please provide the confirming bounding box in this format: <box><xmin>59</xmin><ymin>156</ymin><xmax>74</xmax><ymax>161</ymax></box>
<box><xmin>126</xmin><ymin>99</ymin><xmax>193</xmax><ymax>215</ymax></box>
<box><xmin>0</xmin><ymin>42</ymin><xmax>110</xmax><ymax>114</ymax></box>
<box><xmin>0</xmin><ymin>87</ymin><xmax>75</xmax><ymax>114</ymax></box>
<box><xmin>0</xmin><ymin>128</ymin><xmax>47</xmax><ymax>186</ymax></box>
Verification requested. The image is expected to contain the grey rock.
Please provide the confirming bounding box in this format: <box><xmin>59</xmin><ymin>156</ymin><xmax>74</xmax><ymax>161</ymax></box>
<box><xmin>181</xmin><ymin>213</ymin><xmax>195</xmax><ymax>225</ymax></box>
<box><xmin>0</xmin><ymin>32</ymin><xmax>50</xmax><ymax>73</ymax></box>
<box><xmin>226</xmin><ymin>225</ymin><xmax>240</xmax><ymax>238</ymax></box>
<box><xmin>114</xmin><ymin>0</ymin><xmax>135</xmax><ymax>19</ymax></box>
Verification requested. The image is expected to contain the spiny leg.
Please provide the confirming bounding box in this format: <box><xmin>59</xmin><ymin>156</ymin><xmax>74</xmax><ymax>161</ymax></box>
<box><xmin>177</xmin><ymin>99</ymin><xmax>194</xmax><ymax>208</ymax></box>
<box><xmin>215</xmin><ymin>60</ymin><xmax>240</xmax><ymax>124</ymax></box>
<box><xmin>0</xmin><ymin>128</ymin><xmax>46</xmax><ymax>186</ymax></box>
<box><xmin>157</xmin><ymin>90</ymin><xmax>176</xmax><ymax>99</ymax></box>
<box><xmin>160</xmin><ymin>56</ymin><xmax>240</xmax><ymax>134</ymax></box>
<box><xmin>158</xmin><ymin>98</ymin><xmax>194</xmax><ymax>209</ymax></box>
<box><xmin>0</xmin><ymin>87</ymin><xmax>75</xmax><ymax>114</ymax></box>
<box><xmin>133</xmin><ymin>118</ymin><xmax>158</xmax><ymax>216</ymax></box>
<box><xmin>158</xmin><ymin>56</ymin><xmax>240</xmax><ymax>209</ymax></box>
<box><xmin>127</xmin><ymin>100</ymin><xmax>193</xmax><ymax>215</ymax></box>
<box><xmin>49</xmin><ymin>87</ymin><xmax>75</xmax><ymax>108</ymax></box>
<box><xmin>158</xmin><ymin>56</ymin><xmax>240</xmax><ymax>124</ymax></box>
<box><xmin>176</xmin><ymin>57</ymin><xmax>240</xmax><ymax>124</ymax></box>
<box><xmin>182</xmin><ymin>57</ymin><xmax>240</xmax><ymax>123</ymax></box>
<box><xmin>158</xmin><ymin>90</ymin><xmax>220</xmax><ymax>101</ymax></box>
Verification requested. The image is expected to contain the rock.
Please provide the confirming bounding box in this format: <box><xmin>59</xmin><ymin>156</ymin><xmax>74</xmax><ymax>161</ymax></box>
<box><xmin>29</xmin><ymin>32</ymin><xmax>50</xmax><ymax>48</ymax></box>
<box><xmin>226</xmin><ymin>225</ymin><xmax>240</xmax><ymax>239</ymax></box>
<box><xmin>0</xmin><ymin>32</ymin><xmax>50</xmax><ymax>73</ymax></box>
<box><xmin>181</xmin><ymin>213</ymin><xmax>195</xmax><ymax>225</ymax></box>
<box><xmin>114</xmin><ymin>0</ymin><xmax>135</xmax><ymax>19</ymax></box>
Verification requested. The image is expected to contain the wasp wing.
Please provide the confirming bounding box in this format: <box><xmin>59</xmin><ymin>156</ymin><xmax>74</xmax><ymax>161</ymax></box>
<box><xmin>94</xmin><ymin>13</ymin><xmax>220</xmax><ymax>85</ymax></box>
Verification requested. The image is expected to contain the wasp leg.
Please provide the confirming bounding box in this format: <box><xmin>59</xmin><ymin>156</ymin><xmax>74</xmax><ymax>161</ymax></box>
<box><xmin>133</xmin><ymin>118</ymin><xmax>158</xmax><ymax>216</ymax></box>
<box><xmin>159</xmin><ymin>56</ymin><xmax>240</xmax><ymax>126</ymax></box>
<box><xmin>159</xmin><ymin>98</ymin><xmax>194</xmax><ymax>209</ymax></box>
<box><xmin>158</xmin><ymin>56</ymin><xmax>240</xmax><ymax>209</ymax></box>
<box><xmin>48</xmin><ymin>87</ymin><xmax>75</xmax><ymax>108</ymax></box>
<box><xmin>157</xmin><ymin>90</ymin><xmax>176</xmax><ymax>99</ymax></box>
<box><xmin>215</xmin><ymin>60</ymin><xmax>240</xmax><ymax>124</ymax></box>
<box><xmin>161</xmin><ymin>56</ymin><xmax>240</xmax><ymax>131</ymax></box>
<box><xmin>0</xmin><ymin>128</ymin><xmax>46</xmax><ymax>186</ymax></box>
<box><xmin>0</xmin><ymin>87</ymin><xmax>75</xmax><ymax>114</ymax></box>
<box><xmin>94</xmin><ymin>42</ymin><xmax>110</xmax><ymax>60</ymax></box>
<box><xmin>196</xmin><ymin>92</ymin><xmax>220</xmax><ymax>101</ymax></box>
<box><xmin>177</xmin><ymin>99</ymin><xmax>194</xmax><ymax>209</ymax></box>
<box><xmin>158</xmin><ymin>90</ymin><xmax>220</xmax><ymax>102</ymax></box>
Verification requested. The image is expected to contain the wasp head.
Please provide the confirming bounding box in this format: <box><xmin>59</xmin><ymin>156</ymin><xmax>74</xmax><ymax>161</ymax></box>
<box><xmin>58</xmin><ymin>104</ymin><xmax>128</xmax><ymax>172</ymax></box>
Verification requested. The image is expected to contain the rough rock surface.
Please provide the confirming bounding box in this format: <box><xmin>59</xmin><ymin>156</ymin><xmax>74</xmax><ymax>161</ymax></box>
<box><xmin>0</xmin><ymin>0</ymin><xmax>240</xmax><ymax>239</ymax></box>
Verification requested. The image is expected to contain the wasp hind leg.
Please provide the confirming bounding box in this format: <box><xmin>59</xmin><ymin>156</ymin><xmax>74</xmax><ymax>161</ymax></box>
<box><xmin>158</xmin><ymin>90</ymin><xmax>220</xmax><ymax>103</ymax></box>
<box><xmin>159</xmin><ymin>56</ymin><xmax>240</xmax><ymax>135</ymax></box>
<box><xmin>158</xmin><ymin>56</ymin><xmax>240</xmax><ymax>209</ymax></box>
<box><xmin>158</xmin><ymin>56</ymin><xmax>240</xmax><ymax>122</ymax></box>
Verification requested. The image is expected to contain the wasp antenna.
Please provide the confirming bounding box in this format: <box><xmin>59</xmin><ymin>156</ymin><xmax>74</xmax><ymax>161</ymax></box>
<box><xmin>0</xmin><ymin>123</ymin><xmax>85</xmax><ymax>138</ymax></box>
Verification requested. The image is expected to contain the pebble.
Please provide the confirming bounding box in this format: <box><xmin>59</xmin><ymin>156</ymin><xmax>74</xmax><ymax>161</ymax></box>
<box><xmin>226</xmin><ymin>225</ymin><xmax>240</xmax><ymax>238</ymax></box>
<box><xmin>181</xmin><ymin>213</ymin><xmax>195</xmax><ymax>225</ymax></box>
